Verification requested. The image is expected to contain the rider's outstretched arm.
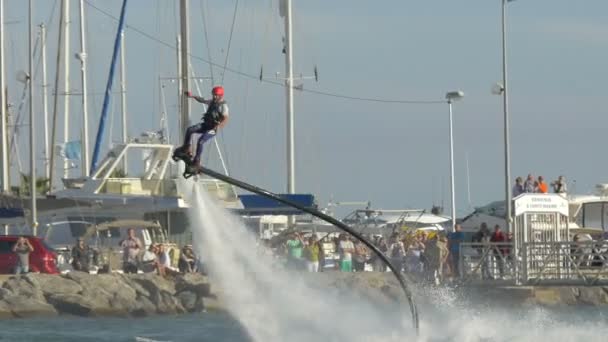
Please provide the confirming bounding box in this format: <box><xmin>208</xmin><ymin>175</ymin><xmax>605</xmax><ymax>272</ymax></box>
<box><xmin>185</xmin><ymin>91</ymin><xmax>211</xmax><ymax>105</ymax></box>
<box><xmin>192</xmin><ymin>96</ymin><xmax>211</xmax><ymax>105</ymax></box>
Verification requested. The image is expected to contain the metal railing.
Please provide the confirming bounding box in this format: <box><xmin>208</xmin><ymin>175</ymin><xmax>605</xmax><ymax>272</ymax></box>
<box><xmin>460</xmin><ymin>241</ymin><xmax>608</xmax><ymax>286</ymax></box>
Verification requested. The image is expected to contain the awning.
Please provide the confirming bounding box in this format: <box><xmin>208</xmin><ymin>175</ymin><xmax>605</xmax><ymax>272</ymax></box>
<box><xmin>237</xmin><ymin>194</ymin><xmax>316</xmax><ymax>216</ymax></box>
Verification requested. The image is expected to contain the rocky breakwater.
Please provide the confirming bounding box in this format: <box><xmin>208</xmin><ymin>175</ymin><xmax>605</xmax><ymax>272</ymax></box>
<box><xmin>0</xmin><ymin>272</ymin><xmax>216</xmax><ymax>319</ymax></box>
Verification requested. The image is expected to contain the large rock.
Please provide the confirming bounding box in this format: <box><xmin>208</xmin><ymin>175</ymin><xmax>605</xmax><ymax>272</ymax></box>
<box><xmin>175</xmin><ymin>273</ymin><xmax>211</xmax><ymax>297</ymax></box>
<box><xmin>28</xmin><ymin>273</ymin><xmax>83</xmax><ymax>297</ymax></box>
<box><xmin>177</xmin><ymin>290</ymin><xmax>205</xmax><ymax>313</ymax></box>
<box><xmin>66</xmin><ymin>272</ymin><xmax>138</xmax><ymax>313</ymax></box>
<box><xmin>2</xmin><ymin>276</ymin><xmax>44</xmax><ymax>301</ymax></box>
<box><xmin>118</xmin><ymin>274</ymin><xmax>151</xmax><ymax>298</ymax></box>
<box><xmin>152</xmin><ymin>290</ymin><xmax>185</xmax><ymax>314</ymax></box>
<box><xmin>130</xmin><ymin>274</ymin><xmax>176</xmax><ymax>296</ymax></box>
<box><xmin>2</xmin><ymin>296</ymin><xmax>58</xmax><ymax>318</ymax></box>
<box><xmin>130</xmin><ymin>294</ymin><xmax>157</xmax><ymax>317</ymax></box>
<box><xmin>0</xmin><ymin>300</ymin><xmax>14</xmax><ymax>319</ymax></box>
<box><xmin>576</xmin><ymin>287</ymin><xmax>608</xmax><ymax>305</ymax></box>
<box><xmin>0</xmin><ymin>272</ymin><xmax>212</xmax><ymax>319</ymax></box>
<box><xmin>46</xmin><ymin>293</ymin><xmax>95</xmax><ymax>316</ymax></box>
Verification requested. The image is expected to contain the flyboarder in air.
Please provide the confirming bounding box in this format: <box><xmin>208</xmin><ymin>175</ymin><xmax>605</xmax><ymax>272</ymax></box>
<box><xmin>172</xmin><ymin>86</ymin><xmax>229</xmax><ymax>177</ymax></box>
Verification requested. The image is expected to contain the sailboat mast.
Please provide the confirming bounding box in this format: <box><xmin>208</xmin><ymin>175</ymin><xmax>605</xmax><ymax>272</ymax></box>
<box><xmin>28</xmin><ymin>0</ymin><xmax>38</xmax><ymax>234</ymax></box>
<box><xmin>176</xmin><ymin>35</ymin><xmax>182</xmax><ymax>141</ymax></box>
<box><xmin>63</xmin><ymin>0</ymin><xmax>71</xmax><ymax>178</ymax></box>
<box><xmin>49</xmin><ymin>0</ymin><xmax>66</xmax><ymax>191</ymax></box>
<box><xmin>0</xmin><ymin>0</ymin><xmax>8</xmax><ymax>193</ymax></box>
<box><xmin>78</xmin><ymin>0</ymin><xmax>90</xmax><ymax>176</ymax></box>
<box><xmin>179</xmin><ymin>0</ymin><xmax>191</xmax><ymax>138</ymax></box>
<box><xmin>120</xmin><ymin>30</ymin><xmax>127</xmax><ymax>172</ymax></box>
<box><xmin>40</xmin><ymin>23</ymin><xmax>50</xmax><ymax>180</ymax></box>
<box><xmin>90</xmin><ymin>0</ymin><xmax>128</xmax><ymax>173</ymax></box>
<box><xmin>284</xmin><ymin>0</ymin><xmax>295</xmax><ymax>194</ymax></box>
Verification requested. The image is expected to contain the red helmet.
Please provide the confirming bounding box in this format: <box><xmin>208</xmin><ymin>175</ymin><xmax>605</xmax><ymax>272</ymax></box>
<box><xmin>212</xmin><ymin>86</ymin><xmax>224</xmax><ymax>97</ymax></box>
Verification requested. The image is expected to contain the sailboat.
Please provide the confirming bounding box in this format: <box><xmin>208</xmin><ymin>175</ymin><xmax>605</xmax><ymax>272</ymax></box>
<box><xmin>0</xmin><ymin>1</ymin><xmax>241</xmax><ymax>242</ymax></box>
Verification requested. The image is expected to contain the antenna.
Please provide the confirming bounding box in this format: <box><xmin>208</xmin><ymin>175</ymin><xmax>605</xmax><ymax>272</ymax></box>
<box><xmin>259</xmin><ymin>65</ymin><xmax>319</xmax><ymax>89</ymax></box>
<box><xmin>466</xmin><ymin>151</ymin><xmax>472</xmax><ymax>209</ymax></box>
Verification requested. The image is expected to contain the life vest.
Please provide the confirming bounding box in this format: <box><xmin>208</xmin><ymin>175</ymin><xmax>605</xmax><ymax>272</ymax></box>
<box><xmin>203</xmin><ymin>100</ymin><xmax>227</xmax><ymax>126</ymax></box>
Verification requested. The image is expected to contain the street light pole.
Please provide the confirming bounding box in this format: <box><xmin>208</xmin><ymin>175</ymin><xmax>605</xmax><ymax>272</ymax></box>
<box><xmin>448</xmin><ymin>100</ymin><xmax>456</xmax><ymax>231</ymax></box>
<box><xmin>446</xmin><ymin>91</ymin><xmax>464</xmax><ymax>232</ymax></box>
<box><xmin>501</xmin><ymin>0</ymin><xmax>512</xmax><ymax>233</ymax></box>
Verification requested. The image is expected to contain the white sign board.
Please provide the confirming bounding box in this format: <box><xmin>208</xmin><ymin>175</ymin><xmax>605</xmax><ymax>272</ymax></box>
<box><xmin>514</xmin><ymin>194</ymin><xmax>569</xmax><ymax>216</ymax></box>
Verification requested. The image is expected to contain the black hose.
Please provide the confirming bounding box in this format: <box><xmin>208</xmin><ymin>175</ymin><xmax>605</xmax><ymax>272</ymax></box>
<box><xmin>196</xmin><ymin>166</ymin><xmax>420</xmax><ymax>334</ymax></box>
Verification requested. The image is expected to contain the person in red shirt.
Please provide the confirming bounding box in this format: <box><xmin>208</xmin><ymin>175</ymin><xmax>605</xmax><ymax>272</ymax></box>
<box><xmin>490</xmin><ymin>225</ymin><xmax>506</xmax><ymax>278</ymax></box>
<box><xmin>537</xmin><ymin>176</ymin><xmax>548</xmax><ymax>193</ymax></box>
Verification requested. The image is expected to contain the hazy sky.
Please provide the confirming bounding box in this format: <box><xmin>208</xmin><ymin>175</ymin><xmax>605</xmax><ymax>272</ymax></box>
<box><xmin>3</xmin><ymin>0</ymin><xmax>607</xmax><ymax>218</ymax></box>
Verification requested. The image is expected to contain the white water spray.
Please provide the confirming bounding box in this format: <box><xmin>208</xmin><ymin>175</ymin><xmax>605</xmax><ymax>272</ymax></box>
<box><xmin>183</xmin><ymin>182</ymin><xmax>411</xmax><ymax>342</ymax></box>
<box><xmin>183</xmin><ymin>181</ymin><xmax>608</xmax><ymax>342</ymax></box>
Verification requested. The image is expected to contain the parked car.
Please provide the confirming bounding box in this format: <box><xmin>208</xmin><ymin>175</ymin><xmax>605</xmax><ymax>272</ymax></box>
<box><xmin>0</xmin><ymin>236</ymin><xmax>59</xmax><ymax>274</ymax></box>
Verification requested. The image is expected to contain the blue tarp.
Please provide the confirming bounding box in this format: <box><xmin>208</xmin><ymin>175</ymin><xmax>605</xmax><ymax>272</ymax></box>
<box><xmin>0</xmin><ymin>207</ymin><xmax>24</xmax><ymax>219</ymax></box>
<box><xmin>238</xmin><ymin>194</ymin><xmax>316</xmax><ymax>216</ymax></box>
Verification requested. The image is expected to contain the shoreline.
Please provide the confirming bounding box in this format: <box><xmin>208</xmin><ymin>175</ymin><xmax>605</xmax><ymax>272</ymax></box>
<box><xmin>0</xmin><ymin>272</ymin><xmax>606</xmax><ymax>319</ymax></box>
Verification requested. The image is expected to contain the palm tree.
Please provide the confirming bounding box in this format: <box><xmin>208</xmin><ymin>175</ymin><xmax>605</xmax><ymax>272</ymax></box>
<box><xmin>11</xmin><ymin>174</ymin><xmax>50</xmax><ymax>196</ymax></box>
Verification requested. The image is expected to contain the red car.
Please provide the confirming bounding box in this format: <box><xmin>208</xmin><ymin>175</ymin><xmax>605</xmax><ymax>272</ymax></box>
<box><xmin>0</xmin><ymin>236</ymin><xmax>59</xmax><ymax>274</ymax></box>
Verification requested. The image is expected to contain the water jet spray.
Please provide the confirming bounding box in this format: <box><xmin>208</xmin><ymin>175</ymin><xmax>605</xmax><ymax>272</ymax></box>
<box><xmin>191</xmin><ymin>167</ymin><xmax>420</xmax><ymax>335</ymax></box>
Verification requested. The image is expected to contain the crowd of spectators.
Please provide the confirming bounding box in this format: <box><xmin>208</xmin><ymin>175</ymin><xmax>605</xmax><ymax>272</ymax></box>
<box><xmin>513</xmin><ymin>174</ymin><xmax>567</xmax><ymax>196</ymax></box>
<box><xmin>268</xmin><ymin>229</ymin><xmax>466</xmax><ymax>285</ymax></box>
<box><xmin>263</xmin><ymin>219</ymin><xmax>524</xmax><ymax>286</ymax></box>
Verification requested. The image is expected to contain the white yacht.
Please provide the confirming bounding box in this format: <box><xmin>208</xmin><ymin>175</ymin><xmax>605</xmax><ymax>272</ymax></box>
<box><xmin>0</xmin><ymin>138</ymin><xmax>241</xmax><ymax>245</ymax></box>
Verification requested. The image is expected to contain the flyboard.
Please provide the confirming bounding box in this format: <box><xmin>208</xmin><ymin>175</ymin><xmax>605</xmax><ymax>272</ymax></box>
<box><xmin>171</xmin><ymin>147</ymin><xmax>204</xmax><ymax>179</ymax></box>
<box><xmin>191</xmin><ymin>165</ymin><xmax>420</xmax><ymax>336</ymax></box>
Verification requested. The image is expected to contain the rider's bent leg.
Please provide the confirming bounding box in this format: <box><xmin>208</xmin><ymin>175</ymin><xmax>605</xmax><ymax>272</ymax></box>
<box><xmin>192</xmin><ymin>129</ymin><xmax>217</xmax><ymax>165</ymax></box>
<box><xmin>182</xmin><ymin>123</ymin><xmax>205</xmax><ymax>148</ymax></box>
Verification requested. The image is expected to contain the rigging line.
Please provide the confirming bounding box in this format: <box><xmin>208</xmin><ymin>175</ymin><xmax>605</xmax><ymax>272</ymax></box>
<box><xmin>258</xmin><ymin>0</ymin><xmax>274</xmax><ymax>73</ymax></box>
<box><xmin>8</xmin><ymin>34</ymin><xmax>42</xmax><ymax>175</ymax></box>
<box><xmin>199</xmin><ymin>0</ymin><xmax>214</xmax><ymax>84</ymax></box>
<box><xmin>220</xmin><ymin>0</ymin><xmax>239</xmax><ymax>85</ymax></box>
<box><xmin>84</xmin><ymin>0</ymin><xmax>444</xmax><ymax>105</ymax></box>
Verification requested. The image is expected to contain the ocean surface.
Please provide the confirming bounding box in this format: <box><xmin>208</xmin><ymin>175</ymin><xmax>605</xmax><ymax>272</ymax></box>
<box><xmin>0</xmin><ymin>307</ymin><xmax>605</xmax><ymax>342</ymax></box>
<box><xmin>0</xmin><ymin>312</ymin><xmax>250</xmax><ymax>342</ymax></box>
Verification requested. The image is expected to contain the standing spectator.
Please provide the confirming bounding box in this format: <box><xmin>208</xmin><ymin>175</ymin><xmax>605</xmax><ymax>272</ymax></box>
<box><xmin>448</xmin><ymin>224</ymin><xmax>465</xmax><ymax>277</ymax></box>
<box><xmin>71</xmin><ymin>238</ymin><xmax>94</xmax><ymax>272</ymax></box>
<box><xmin>405</xmin><ymin>234</ymin><xmax>425</xmax><ymax>274</ymax></box>
<box><xmin>490</xmin><ymin>225</ymin><xmax>507</xmax><ymax>278</ymax></box>
<box><xmin>471</xmin><ymin>222</ymin><xmax>489</xmax><ymax>246</ymax></box>
<box><xmin>338</xmin><ymin>234</ymin><xmax>355</xmax><ymax>272</ymax></box>
<box><xmin>119</xmin><ymin>228</ymin><xmax>142</xmax><ymax>274</ymax></box>
<box><xmin>303</xmin><ymin>237</ymin><xmax>320</xmax><ymax>272</ymax></box>
<box><xmin>551</xmin><ymin>175</ymin><xmax>568</xmax><ymax>194</ymax></box>
<box><xmin>285</xmin><ymin>232</ymin><xmax>304</xmax><ymax>270</ymax></box>
<box><xmin>12</xmin><ymin>236</ymin><xmax>34</xmax><ymax>274</ymax></box>
<box><xmin>424</xmin><ymin>232</ymin><xmax>441</xmax><ymax>284</ymax></box>
<box><xmin>524</xmin><ymin>174</ymin><xmax>536</xmax><ymax>193</ymax></box>
<box><xmin>512</xmin><ymin>177</ymin><xmax>524</xmax><ymax>197</ymax></box>
<box><xmin>388</xmin><ymin>235</ymin><xmax>406</xmax><ymax>272</ymax></box>
<box><xmin>353</xmin><ymin>240</ymin><xmax>370</xmax><ymax>272</ymax></box>
<box><xmin>372</xmin><ymin>236</ymin><xmax>388</xmax><ymax>272</ymax></box>
<box><xmin>437</xmin><ymin>234</ymin><xmax>450</xmax><ymax>279</ymax></box>
<box><xmin>478</xmin><ymin>226</ymin><xmax>492</xmax><ymax>280</ymax></box>
<box><xmin>537</xmin><ymin>176</ymin><xmax>548</xmax><ymax>193</ymax></box>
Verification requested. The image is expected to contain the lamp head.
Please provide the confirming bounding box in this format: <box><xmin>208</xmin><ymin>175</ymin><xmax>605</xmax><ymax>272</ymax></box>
<box><xmin>16</xmin><ymin>70</ymin><xmax>30</xmax><ymax>83</ymax></box>
<box><xmin>491</xmin><ymin>83</ymin><xmax>504</xmax><ymax>95</ymax></box>
<box><xmin>445</xmin><ymin>91</ymin><xmax>464</xmax><ymax>101</ymax></box>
